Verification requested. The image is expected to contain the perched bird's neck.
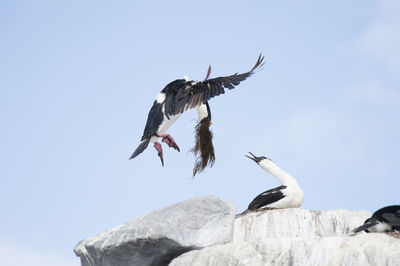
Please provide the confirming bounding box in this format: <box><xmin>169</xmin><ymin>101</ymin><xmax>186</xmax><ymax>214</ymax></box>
<box><xmin>260</xmin><ymin>162</ymin><xmax>299</xmax><ymax>187</ymax></box>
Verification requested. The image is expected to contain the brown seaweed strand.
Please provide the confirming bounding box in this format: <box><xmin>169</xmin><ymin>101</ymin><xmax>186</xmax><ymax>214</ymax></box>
<box><xmin>190</xmin><ymin>118</ymin><xmax>215</xmax><ymax>177</ymax></box>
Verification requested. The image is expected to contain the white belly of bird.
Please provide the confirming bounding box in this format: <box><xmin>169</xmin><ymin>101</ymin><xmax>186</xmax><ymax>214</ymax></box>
<box><xmin>267</xmin><ymin>186</ymin><xmax>304</xmax><ymax>209</ymax></box>
<box><xmin>150</xmin><ymin>112</ymin><xmax>181</xmax><ymax>143</ymax></box>
<box><xmin>158</xmin><ymin>113</ymin><xmax>181</xmax><ymax>133</ymax></box>
<box><xmin>368</xmin><ymin>222</ymin><xmax>392</xmax><ymax>232</ymax></box>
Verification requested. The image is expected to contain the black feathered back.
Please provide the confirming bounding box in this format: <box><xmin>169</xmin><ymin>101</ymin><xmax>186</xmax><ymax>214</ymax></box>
<box><xmin>247</xmin><ymin>186</ymin><xmax>287</xmax><ymax>210</ymax></box>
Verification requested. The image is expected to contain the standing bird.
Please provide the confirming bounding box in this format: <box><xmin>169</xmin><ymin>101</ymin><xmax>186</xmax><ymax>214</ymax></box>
<box><xmin>352</xmin><ymin>205</ymin><xmax>400</xmax><ymax>233</ymax></box>
<box><xmin>243</xmin><ymin>152</ymin><xmax>304</xmax><ymax>212</ymax></box>
<box><xmin>129</xmin><ymin>55</ymin><xmax>264</xmax><ymax>166</ymax></box>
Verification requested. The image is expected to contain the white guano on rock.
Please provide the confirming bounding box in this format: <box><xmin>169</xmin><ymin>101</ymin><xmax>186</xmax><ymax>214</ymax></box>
<box><xmin>170</xmin><ymin>208</ymin><xmax>400</xmax><ymax>266</ymax></box>
<box><xmin>170</xmin><ymin>233</ymin><xmax>400</xmax><ymax>266</ymax></box>
<box><xmin>234</xmin><ymin>208</ymin><xmax>370</xmax><ymax>241</ymax></box>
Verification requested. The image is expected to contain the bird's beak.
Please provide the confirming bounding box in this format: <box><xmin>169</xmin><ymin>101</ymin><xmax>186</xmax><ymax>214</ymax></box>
<box><xmin>245</xmin><ymin>152</ymin><xmax>261</xmax><ymax>163</ymax></box>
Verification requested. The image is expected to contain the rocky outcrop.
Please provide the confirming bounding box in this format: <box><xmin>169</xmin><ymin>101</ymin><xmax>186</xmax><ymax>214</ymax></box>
<box><xmin>170</xmin><ymin>208</ymin><xmax>400</xmax><ymax>266</ymax></box>
<box><xmin>75</xmin><ymin>197</ymin><xmax>400</xmax><ymax>266</ymax></box>
<box><xmin>169</xmin><ymin>234</ymin><xmax>400</xmax><ymax>266</ymax></box>
<box><xmin>233</xmin><ymin>208</ymin><xmax>370</xmax><ymax>241</ymax></box>
<box><xmin>74</xmin><ymin>196</ymin><xmax>236</xmax><ymax>266</ymax></box>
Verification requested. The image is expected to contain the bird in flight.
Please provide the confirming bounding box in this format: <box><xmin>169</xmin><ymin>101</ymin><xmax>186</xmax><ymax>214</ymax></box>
<box><xmin>129</xmin><ymin>55</ymin><xmax>264</xmax><ymax>166</ymax></box>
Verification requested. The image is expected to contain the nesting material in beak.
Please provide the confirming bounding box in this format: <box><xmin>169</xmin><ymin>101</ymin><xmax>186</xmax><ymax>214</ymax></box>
<box><xmin>190</xmin><ymin>118</ymin><xmax>215</xmax><ymax>177</ymax></box>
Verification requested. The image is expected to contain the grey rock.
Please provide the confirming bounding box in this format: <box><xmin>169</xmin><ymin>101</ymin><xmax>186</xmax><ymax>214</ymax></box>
<box><xmin>74</xmin><ymin>196</ymin><xmax>236</xmax><ymax>266</ymax></box>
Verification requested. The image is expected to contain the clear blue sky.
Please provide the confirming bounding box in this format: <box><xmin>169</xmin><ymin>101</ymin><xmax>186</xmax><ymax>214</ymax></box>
<box><xmin>1</xmin><ymin>0</ymin><xmax>399</xmax><ymax>265</ymax></box>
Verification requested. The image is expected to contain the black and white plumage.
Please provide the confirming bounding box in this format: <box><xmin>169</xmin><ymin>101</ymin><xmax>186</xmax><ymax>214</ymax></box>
<box><xmin>129</xmin><ymin>55</ymin><xmax>264</xmax><ymax>166</ymax></box>
<box><xmin>352</xmin><ymin>205</ymin><xmax>400</xmax><ymax>233</ymax></box>
<box><xmin>244</xmin><ymin>152</ymin><xmax>304</xmax><ymax>211</ymax></box>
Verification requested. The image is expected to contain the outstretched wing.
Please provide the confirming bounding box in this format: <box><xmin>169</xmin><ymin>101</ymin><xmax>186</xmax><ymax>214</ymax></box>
<box><xmin>163</xmin><ymin>54</ymin><xmax>264</xmax><ymax>117</ymax></box>
<box><xmin>247</xmin><ymin>185</ymin><xmax>286</xmax><ymax>211</ymax></box>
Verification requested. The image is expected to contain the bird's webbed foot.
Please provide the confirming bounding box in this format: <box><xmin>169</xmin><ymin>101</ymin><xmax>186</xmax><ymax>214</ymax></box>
<box><xmin>157</xmin><ymin>133</ymin><xmax>180</xmax><ymax>152</ymax></box>
<box><xmin>154</xmin><ymin>142</ymin><xmax>164</xmax><ymax>166</ymax></box>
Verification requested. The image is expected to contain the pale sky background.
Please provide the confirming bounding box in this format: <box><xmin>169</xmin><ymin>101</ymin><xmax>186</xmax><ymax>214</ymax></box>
<box><xmin>1</xmin><ymin>0</ymin><xmax>400</xmax><ymax>265</ymax></box>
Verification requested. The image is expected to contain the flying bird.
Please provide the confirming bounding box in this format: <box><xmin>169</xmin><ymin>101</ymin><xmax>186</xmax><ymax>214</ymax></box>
<box><xmin>242</xmin><ymin>152</ymin><xmax>304</xmax><ymax>213</ymax></box>
<box><xmin>129</xmin><ymin>55</ymin><xmax>264</xmax><ymax>166</ymax></box>
<box><xmin>352</xmin><ymin>205</ymin><xmax>400</xmax><ymax>233</ymax></box>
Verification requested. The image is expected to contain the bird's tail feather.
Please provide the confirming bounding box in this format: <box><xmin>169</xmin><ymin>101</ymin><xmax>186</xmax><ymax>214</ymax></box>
<box><xmin>352</xmin><ymin>221</ymin><xmax>377</xmax><ymax>233</ymax></box>
<box><xmin>250</xmin><ymin>53</ymin><xmax>265</xmax><ymax>73</ymax></box>
<box><xmin>129</xmin><ymin>139</ymin><xmax>150</xmax><ymax>160</ymax></box>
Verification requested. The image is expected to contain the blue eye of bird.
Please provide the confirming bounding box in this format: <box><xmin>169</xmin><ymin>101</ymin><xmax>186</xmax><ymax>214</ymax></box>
<box><xmin>259</xmin><ymin>156</ymin><xmax>267</xmax><ymax>160</ymax></box>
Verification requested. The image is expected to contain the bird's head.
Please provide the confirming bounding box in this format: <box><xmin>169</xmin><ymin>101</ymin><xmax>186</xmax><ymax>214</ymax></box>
<box><xmin>245</xmin><ymin>152</ymin><xmax>273</xmax><ymax>165</ymax></box>
<box><xmin>364</xmin><ymin>217</ymin><xmax>392</xmax><ymax>233</ymax></box>
<box><xmin>363</xmin><ymin>217</ymin><xmax>377</xmax><ymax>232</ymax></box>
<box><xmin>246</xmin><ymin>152</ymin><xmax>277</xmax><ymax>173</ymax></box>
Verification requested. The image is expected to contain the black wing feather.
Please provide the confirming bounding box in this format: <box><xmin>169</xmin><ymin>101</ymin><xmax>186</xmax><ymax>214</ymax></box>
<box><xmin>382</xmin><ymin>212</ymin><xmax>400</xmax><ymax>226</ymax></box>
<box><xmin>380</xmin><ymin>207</ymin><xmax>400</xmax><ymax>226</ymax></box>
<box><xmin>141</xmin><ymin>101</ymin><xmax>164</xmax><ymax>140</ymax></box>
<box><xmin>372</xmin><ymin>205</ymin><xmax>400</xmax><ymax>220</ymax></box>
<box><xmin>248</xmin><ymin>185</ymin><xmax>286</xmax><ymax>211</ymax></box>
<box><xmin>163</xmin><ymin>54</ymin><xmax>264</xmax><ymax>117</ymax></box>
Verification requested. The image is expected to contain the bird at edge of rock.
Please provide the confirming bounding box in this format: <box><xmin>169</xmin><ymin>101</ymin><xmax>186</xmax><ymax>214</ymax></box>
<box><xmin>129</xmin><ymin>54</ymin><xmax>264</xmax><ymax>167</ymax></box>
<box><xmin>238</xmin><ymin>152</ymin><xmax>304</xmax><ymax>216</ymax></box>
<box><xmin>351</xmin><ymin>205</ymin><xmax>400</xmax><ymax>234</ymax></box>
